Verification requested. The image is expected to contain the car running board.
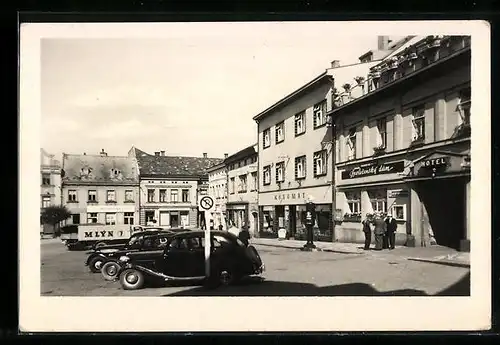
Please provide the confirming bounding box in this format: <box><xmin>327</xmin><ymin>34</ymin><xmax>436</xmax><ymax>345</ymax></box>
<box><xmin>135</xmin><ymin>265</ymin><xmax>205</xmax><ymax>281</ymax></box>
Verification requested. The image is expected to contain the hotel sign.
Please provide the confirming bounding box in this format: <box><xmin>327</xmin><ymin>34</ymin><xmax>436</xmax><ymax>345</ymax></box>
<box><xmin>421</xmin><ymin>157</ymin><xmax>449</xmax><ymax>168</ymax></box>
<box><xmin>341</xmin><ymin>161</ymin><xmax>405</xmax><ymax>180</ymax></box>
<box><xmin>274</xmin><ymin>192</ymin><xmax>307</xmax><ymax>201</ymax></box>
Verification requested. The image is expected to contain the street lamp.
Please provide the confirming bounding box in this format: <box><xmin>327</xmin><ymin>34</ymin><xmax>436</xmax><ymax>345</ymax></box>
<box><xmin>301</xmin><ymin>195</ymin><xmax>316</xmax><ymax>251</ymax></box>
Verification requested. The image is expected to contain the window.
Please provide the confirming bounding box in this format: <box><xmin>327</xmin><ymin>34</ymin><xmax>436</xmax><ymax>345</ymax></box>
<box><xmin>106</xmin><ymin>190</ymin><xmax>116</xmax><ymax>202</ymax></box>
<box><xmin>230</xmin><ymin>177</ymin><xmax>235</xmax><ymax>194</ymax></box>
<box><xmin>182</xmin><ymin>189</ymin><xmax>190</xmax><ymax>202</ymax></box>
<box><xmin>391</xmin><ymin>205</ymin><xmax>406</xmax><ymax>221</ymax></box>
<box><xmin>145</xmin><ymin>211</ymin><xmax>155</xmax><ymax>224</ymax></box>
<box><xmin>41</xmin><ymin>196</ymin><xmax>51</xmax><ymax>208</ymax></box>
<box><xmin>159</xmin><ymin>189</ymin><xmax>167</xmax><ymax>202</ymax></box>
<box><xmin>347</xmin><ymin>128</ymin><xmax>357</xmax><ymax>160</ymax></box>
<box><xmin>88</xmin><ymin>190</ymin><xmax>97</xmax><ymax>202</ymax></box>
<box><xmin>71</xmin><ymin>214</ymin><xmax>80</xmax><ymax>224</ymax></box>
<box><xmin>411</xmin><ymin>105</ymin><xmax>426</xmax><ymax>142</ymax></box>
<box><xmin>124</xmin><ymin>212</ymin><xmax>134</xmax><ymax>225</ymax></box>
<box><xmin>458</xmin><ymin>87</ymin><xmax>471</xmax><ymax>125</ymax></box>
<box><xmin>313</xmin><ymin>100</ymin><xmax>327</xmax><ymax>128</ymax></box>
<box><xmin>68</xmin><ymin>190</ymin><xmax>77</xmax><ymax>202</ymax></box>
<box><xmin>263</xmin><ymin>128</ymin><xmax>271</xmax><ymax>148</ymax></box>
<box><xmin>41</xmin><ymin>173</ymin><xmax>51</xmax><ymax>186</ymax></box>
<box><xmin>87</xmin><ymin>213</ymin><xmax>98</xmax><ymax>223</ymax></box>
<box><xmin>147</xmin><ymin>189</ymin><xmax>155</xmax><ymax>202</ymax></box>
<box><xmin>170</xmin><ymin>189</ymin><xmax>178</xmax><ymax>202</ymax></box>
<box><xmin>376</xmin><ymin>117</ymin><xmax>387</xmax><ymax>149</ymax></box>
<box><xmin>294</xmin><ymin>155</ymin><xmax>306</xmax><ymax>179</ymax></box>
<box><xmin>275</xmin><ymin>161</ymin><xmax>285</xmax><ymax>183</ymax></box>
<box><xmin>251</xmin><ymin>172</ymin><xmax>258</xmax><ymax>191</ymax></box>
<box><xmin>105</xmin><ymin>213</ymin><xmax>117</xmax><ymax>225</ymax></box>
<box><xmin>263</xmin><ymin>165</ymin><xmax>271</xmax><ymax>185</ymax></box>
<box><xmin>295</xmin><ymin>112</ymin><xmax>305</xmax><ymax>135</ymax></box>
<box><xmin>346</xmin><ymin>191</ymin><xmax>361</xmax><ymax>214</ymax></box>
<box><xmin>369</xmin><ymin>190</ymin><xmax>387</xmax><ymax>214</ymax></box>
<box><xmin>125</xmin><ymin>190</ymin><xmax>134</xmax><ymax>202</ymax></box>
<box><xmin>275</xmin><ymin>122</ymin><xmax>285</xmax><ymax>143</ymax></box>
<box><xmin>313</xmin><ymin>150</ymin><xmax>327</xmax><ymax>177</ymax></box>
<box><xmin>239</xmin><ymin>174</ymin><xmax>247</xmax><ymax>193</ymax></box>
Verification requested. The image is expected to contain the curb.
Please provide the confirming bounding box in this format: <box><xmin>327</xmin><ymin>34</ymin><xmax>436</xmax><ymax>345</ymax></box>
<box><xmin>407</xmin><ymin>257</ymin><xmax>470</xmax><ymax>269</ymax></box>
<box><xmin>252</xmin><ymin>242</ymin><xmax>363</xmax><ymax>255</ymax></box>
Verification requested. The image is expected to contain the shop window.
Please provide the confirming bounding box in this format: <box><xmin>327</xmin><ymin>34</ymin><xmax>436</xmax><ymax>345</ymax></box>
<box><xmin>147</xmin><ymin>189</ymin><xmax>155</xmax><ymax>203</ymax></box>
<box><xmin>411</xmin><ymin>105</ymin><xmax>426</xmax><ymax>142</ymax></box>
<box><xmin>375</xmin><ymin>117</ymin><xmax>387</xmax><ymax>149</ymax></box>
<box><xmin>170</xmin><ymin>189</ymin><xmax>179</xmax><ymax>202</ymax></box>
<box><xmin>263</xmin><ymin>128</ymin><xmax>271</xmax><ymax>148</ymax></box>
<box><xmin>263</xmin><ymin>166</ymin><xmax>271</xmax><ymax>185</ymax></box>
<box><xmin>275</xmin><ymin>122</ymin><xmax>285</xmax><ymax>143</ymax></box>
<box><xmin>294</xmin><ymin>155</ymin><xmax>306</xmax><ymax>179</ymax></box>
<box><xmin>295</xmin><ymin>111</ymin><xmax>306</xmax><ymax>136</ymax></box>
<box><xmin>87</xmin><ymin>212</ymin><xmax>98</xmax><ymax>223</ymax></box>
<box><xmin>391</xmin><ymin>205</ymin><xmax>406</xmax><ymax>221</ymax></box>
<box><xmin>313</xmin><ymin>150</ymin><xmax>327</xmax><ymax>177</ymax></box>
<box><xmin>347</xmin><ymin>128</ymin><xmax>356</xmax><ymax>160</ymax></box>
<box><xmin>458</xmin><ymin>87</ymin><xmax>471</xmax><ymax>125</ymax></box>
<box><xmin>68</xmin><ymin>190</ymin><xmax>77</xmax><ymax>202</ymax></box>
<box><xmin>105</xmin><ymin>213</ymin><xmax>117</xmax><ymax>225</ymax></box>
<box><xmin>230</xmin><ymin>177</ymin><xmax>236</xmax><ymax>193</ymax></box>
<box><xmin>369</xmin><ymin>189</ymin><xmax>387</xmax><ymax>214</ymax></box>
<box><xmin>159</xmin><ymin>189</ymin><xmax>167</xmax><ymax>202</ymax></box>
<box><xmin>313</xmin><ymin>100</ymin><xmax>327</xmax><ymax>128</ymax></box>
<box><xmin>145</xmin><ymin>211</ymin><xmax>155</xmax><ymax>224</ymax></box>
<box><xmin>182</xmin><ymin>189</ymin><xmax>190</xmax><ymax>202</ymax></box>
<box><xmin>275</xmin><ymin>162</ymin><xmax>285</xmax><ymax>183</ymax></box>
<box><xmin>106</xmin><ymin>190</ymin><xmax>116</xmax><ymax>202</ymax></box>
<box><xmin>88</xmin><ymin>190</ymin><xmax>97</xmax><ymax>202</ymax></box>
<box><xmin>345</xmin><ymin>191</ymin><xmax>361</xmax><ymax>222</ymax></box>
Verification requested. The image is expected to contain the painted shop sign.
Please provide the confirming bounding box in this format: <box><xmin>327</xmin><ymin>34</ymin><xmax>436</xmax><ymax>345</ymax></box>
<box><xmin>341</xmin><ymin>161</ymin><xmax>405</xmax><ymax>180</ymax></box>
<box><xmin>274</xmin><ymin>192</ymin><xmax>307</xmax><ymax>201</ymax></box>
<box><xmin>388</xmin><ymin>189</ymin><xmax>409</xmax><ymax>198</ymax></box>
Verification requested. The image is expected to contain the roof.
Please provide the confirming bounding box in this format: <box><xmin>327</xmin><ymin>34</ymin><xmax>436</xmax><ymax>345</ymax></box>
<box><xmin>62</xmin><ymin>154</ymin><xmax>139</xmax><ymax>185</ymax></box>
<box><xmin>224</xmin><ymin>144</ymin><xmax>257</xmax><ymax>165</ymax></box>
<box><xmin>129</xmin><ymin>147</ymin><xmax>224</xmax><ymax>177</ymax></box>
<box><xmin>41</xmin><ymin>148</ymin><xmax>61</xmax><ymax>167</ymax></box>
<box><xmin>252</xmin><ymin>72</ymin><xmax>333</xmax><ymax>122</ymax></box>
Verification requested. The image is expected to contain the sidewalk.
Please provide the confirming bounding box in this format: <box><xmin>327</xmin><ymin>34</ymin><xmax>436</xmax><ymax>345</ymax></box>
<box><xmin>250</xmin><ymin>237</ymin><xmax>470</xmax><ymax>268</ymax></box>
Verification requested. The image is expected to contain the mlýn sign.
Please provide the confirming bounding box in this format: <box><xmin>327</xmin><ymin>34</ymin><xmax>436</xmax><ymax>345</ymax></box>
<box><xmin>83</xmin><ymin>230</ymin><xmax>125</xmax><ymax>238</ymax></box>
<box><xmin>341</xmin><ymin>161</ymin><xmax>405</xmax><ymax>180</ymax></box>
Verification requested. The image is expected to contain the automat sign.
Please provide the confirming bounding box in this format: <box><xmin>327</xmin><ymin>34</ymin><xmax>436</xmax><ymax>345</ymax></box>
<box><xmin>341</xmin><ymin>161</ymin><xmax>405</xmax><ymax>180</ymax></box>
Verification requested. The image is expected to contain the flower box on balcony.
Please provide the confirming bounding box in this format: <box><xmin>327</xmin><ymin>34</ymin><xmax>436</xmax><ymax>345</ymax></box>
<box><xmin>451</xmin><ymin>123</ymin><xmax>471</xmax><ymax>140</ymax></box>
<box><xmin>373</xmin><ymin>145</ymin><xmax>386</xmax><ymax>157</ymax></box>
<box><xmin>343</xmin><ymin>213</ymin><xmax>362</xmax><ymax>222</ymax></box>
<box><xmin>409</xmin><ymin>137</ymin><xmax>425</xmax><ymax>148</ymax></box>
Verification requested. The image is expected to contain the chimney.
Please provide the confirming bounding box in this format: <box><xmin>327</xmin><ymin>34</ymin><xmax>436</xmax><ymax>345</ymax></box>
<box><xmin>224</xmin><ymin>153</ymin><xmax>228</xmax><ymax>159</ymax></box>
<box><xmin>203</xmin><ymin>153</ymin><xmax>208</xmax><ymax>158</ymax></box>
<box><xmin>330</xmin><ymin>60</ymin><xmax>340</xmax><ymax>68</ymax></box>
<box><xmin>377</xmin><ymin>36</ymin><xmax>390</xmax><ymax>50</ymax></box>
<box><xmin>160</xmin><ymin>150</ymin><xmax>165</xmax><ymax>156</ymax></box>
<box><xmin>100</xmin><ymin>149</ymin><xmax>107</xmax><ymax>157</ymax></box>
<box><xmin>154</xmin><ymin>152</ymin><xmax>160</xmax><ymax>156</ymax></box>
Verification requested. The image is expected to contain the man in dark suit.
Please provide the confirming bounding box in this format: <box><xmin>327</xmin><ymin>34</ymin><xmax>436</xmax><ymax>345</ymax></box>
<box><xmin>373</xmin><ymin>213</ymin><xmax>386</xmax><ymax>250</ymax></box>
<box><xmin>385</xmin><ymin>213</ymin><xmax>397</xmax><ymax>250</ymax></box>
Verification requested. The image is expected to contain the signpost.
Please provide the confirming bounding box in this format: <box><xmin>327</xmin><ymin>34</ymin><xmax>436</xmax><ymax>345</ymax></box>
<box><xmin>198</xmin><ymin>196</ymin><xmax>215</xmax><ymax>277</ymax></box>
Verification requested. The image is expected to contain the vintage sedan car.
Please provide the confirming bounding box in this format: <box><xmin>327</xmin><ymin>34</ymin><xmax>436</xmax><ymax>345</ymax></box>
<box><xmin>85</xmin><ymin>230</ymin><xmax>178</xmax><ymax>273</ymax></box>
<box><xmin>116</xmin><ymin>230</ymin><xmax>265</xmax><ymax>290</ymax></box>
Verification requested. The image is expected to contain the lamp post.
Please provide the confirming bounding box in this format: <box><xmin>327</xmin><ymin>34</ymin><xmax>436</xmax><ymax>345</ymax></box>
<box><xmin>302</xmin><ymin>195</ymin><xmax>316</xmax><ymax>251</ymax></box>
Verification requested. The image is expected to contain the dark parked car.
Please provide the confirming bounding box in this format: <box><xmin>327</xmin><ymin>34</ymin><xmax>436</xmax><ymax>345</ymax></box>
<box><xmin>116</xmin><ymin>230</ymin><xmax>265</xmax><ymax>290</ymax></box>
<box><xmin>85</xmin><ymin>230</ymin><xmax>179</xmax><ymax>274</ymax></box>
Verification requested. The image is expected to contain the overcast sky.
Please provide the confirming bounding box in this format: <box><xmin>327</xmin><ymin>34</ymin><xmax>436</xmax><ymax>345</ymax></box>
<box><xmin>41</xmin><ymin>22</ymin><xmax>386</xmax><ymax>160</ymax></box>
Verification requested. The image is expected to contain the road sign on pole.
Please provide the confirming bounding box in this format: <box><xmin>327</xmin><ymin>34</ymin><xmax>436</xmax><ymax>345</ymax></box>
<box><xmin>198</xmin><ymin>195</ymin><xmax>215</xmax><ymax>212</ymax></box>
<box><xmin>198</xmin><ymin>196</ymin><xmax>215</xmax><ymax>278</ymax></box>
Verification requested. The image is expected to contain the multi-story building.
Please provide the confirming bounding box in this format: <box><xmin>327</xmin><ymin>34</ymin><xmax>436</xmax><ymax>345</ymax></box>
<box><xmin>40</xmin><ymin>148</ymin><xmax>62</xmax><ymax>234</ymax></box>
<box><xmin>128</xmin><ymin>147</ymin><xmax>223</xmax><ymax>228</ymax></box>
<box><xmin>225</xmin><ymin>144</ymin><xmax>259</xmax><ymax>236</ymax></box>
<box><xmin>61</xmin><ymin>149</ymin><xmax>140</xmax><ymax>227</ymax></box>
<box><xmin>207</xmin><ymin>155</ymin><xmax>228</xmax><ymax>229</ymax></box>
<box><xmin>329</xmin><ymin>35</ymin><xmax>471</xmax><ymax>251</ymax></box>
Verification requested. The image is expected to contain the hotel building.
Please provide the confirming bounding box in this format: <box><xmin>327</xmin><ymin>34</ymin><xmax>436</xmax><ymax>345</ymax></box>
<box><xmin>329</xmin><ymin>35</ymin><xmax>471</xmax><ymax>251</ymax></box>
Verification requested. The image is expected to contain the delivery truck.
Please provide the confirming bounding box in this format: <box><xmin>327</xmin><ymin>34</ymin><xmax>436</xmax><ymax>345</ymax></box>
<box><xmin>60</xmin><ymin>224</ymin><xmax>145</xmax><ymax>250</ymax></box>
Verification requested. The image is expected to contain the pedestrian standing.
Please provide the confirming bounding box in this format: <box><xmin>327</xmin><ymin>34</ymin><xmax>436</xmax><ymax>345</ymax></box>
<box><xmin>373</xmin><ymin>213</ymin><xmax>386</xmax><ymax>251</ymax></box>
<box><xmin>361</xmin><ymin>213</ymin><xmax>373</xmax><ymax>250</ymax></box>
<box><xmin>382</xmin><ymin>213</ymin><xmax>389</xmax><ymax>249</ymax></box>
<box><xmin>385</xmin><ymin>213</ymin><xmax>397</xmax><ymax>250</ymax></box>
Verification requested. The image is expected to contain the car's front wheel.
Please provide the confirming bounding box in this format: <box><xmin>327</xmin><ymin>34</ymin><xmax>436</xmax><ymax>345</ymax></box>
<box><xmin>88</xmin><ymin>256</ymin><xmax>105</xmax><ymax>273</ymax></box>
<box><xmin>119</xmin><ymin>268</ymin><xmax>145</xmax><ymax>290</ymax></box>
<box><xmin>101</xmin><ymin>261</ymin><xmax>121</xmax><ymax>281</ymax></box>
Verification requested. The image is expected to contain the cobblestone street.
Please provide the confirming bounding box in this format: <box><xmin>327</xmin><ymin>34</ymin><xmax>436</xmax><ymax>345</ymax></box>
<box><xmin>41</xmin><ymin>239</ymin><xmax>470</xmax><ymax>297</ymax></box>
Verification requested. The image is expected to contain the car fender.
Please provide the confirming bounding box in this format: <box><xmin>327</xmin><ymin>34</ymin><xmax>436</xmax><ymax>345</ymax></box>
<box><xmin>85</xmin><ymin>253</ymin><xmax>108</xmax><ymax>266</ymax></box>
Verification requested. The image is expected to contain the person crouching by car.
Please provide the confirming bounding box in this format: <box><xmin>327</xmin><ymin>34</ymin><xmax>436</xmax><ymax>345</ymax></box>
<box><xmin>361</xmin><ymin>213</ymin><xmax>373</xmax><ymax>250</ymax></box>
<box><xmin>373</xmin><ymin>213</ymin><xmax>386</xmax><ymax>251</ymax></box>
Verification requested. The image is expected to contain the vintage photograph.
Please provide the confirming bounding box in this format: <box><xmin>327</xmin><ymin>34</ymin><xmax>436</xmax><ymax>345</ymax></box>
<box><xmin>20</xmin><ymin>21</ymin><xmax>490</xmax><ymax>332</ymax></box>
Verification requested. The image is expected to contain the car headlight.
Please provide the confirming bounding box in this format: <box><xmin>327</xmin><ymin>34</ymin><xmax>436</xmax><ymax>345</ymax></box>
<box><xmin>119</xmin><ymin>256</ymin><xmax>130</xmax><ymax>262</ymax></box>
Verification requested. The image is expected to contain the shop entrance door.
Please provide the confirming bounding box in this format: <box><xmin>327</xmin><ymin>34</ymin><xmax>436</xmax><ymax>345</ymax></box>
<box><xmin>288</xmin><ymin>205</ymin><xmax>297</xmax><ymax>238</ymax></box>
<box><xmin>170</xmin><ymin>213</ymin><xmax>179</xmax><ymax>228</ymax></box>
<box><xmin>414</xmin><ymin>177</ymin><xmax>468</xmax><ymax>250</ymax></box>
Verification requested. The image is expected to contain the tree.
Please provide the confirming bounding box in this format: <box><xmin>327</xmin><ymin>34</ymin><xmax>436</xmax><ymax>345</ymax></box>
<box><xmin>41</xmin><ymin>205</ymin><xmax>71</xmax><ymax>237</ymax></box>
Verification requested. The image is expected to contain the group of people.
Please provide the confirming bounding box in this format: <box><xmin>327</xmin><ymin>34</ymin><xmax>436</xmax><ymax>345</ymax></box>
<box><xmin>361</xmin><ymin>212</ymin><xmax>398</xmax><ymax>251</ymax></box>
